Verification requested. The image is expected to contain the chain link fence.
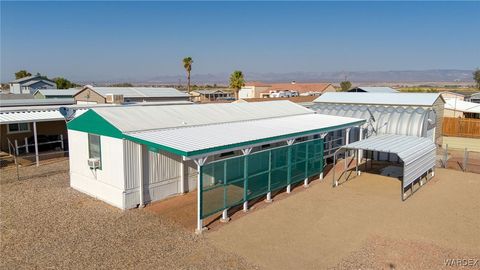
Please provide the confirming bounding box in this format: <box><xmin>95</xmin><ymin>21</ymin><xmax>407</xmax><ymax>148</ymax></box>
<box><xmin>0</xmin><ymin>151</ymin><xmax>69</xmax><ymax>184</ymax></box>
<box><xmin>437</xmin><ymin>145</ymin><xmax>480</xmax><ymax>174</ymax></box>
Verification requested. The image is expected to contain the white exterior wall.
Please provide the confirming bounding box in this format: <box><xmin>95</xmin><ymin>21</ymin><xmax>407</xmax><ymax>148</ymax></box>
<box><xmin>69</xmin><ymin>130</ymin><xmax>126</xmax><ymax>208</ymax></box>
<box><xmin>123</xmin><ymin>140</ymin><xmax>198</xmax><ymax>209</ymax></box>
<box><xmin>9</xmin><ymin>83</ymin><xmax>21</xmax><ymax>94</ymax></box>
<box><xmin>239</xmin><ymin>86</ymin><xmax>254</xmax><ymax>99</ymax></box>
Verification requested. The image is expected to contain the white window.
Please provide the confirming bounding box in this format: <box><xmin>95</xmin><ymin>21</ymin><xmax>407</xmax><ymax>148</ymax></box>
<box><xmin>88</xmin><ymin>134</ymin><xmax>102</xmax><ymax>169</ymax></box>
<box><xmin>7</xmin><ymin>123</ymin><xmax>30</xmax><ymax>134</ymax></box>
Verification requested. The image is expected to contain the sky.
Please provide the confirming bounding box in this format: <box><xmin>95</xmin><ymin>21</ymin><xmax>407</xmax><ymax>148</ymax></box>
<box><xmin>1</xmin><ymin>1</ymin><xmax>479</xmax><ymax>82</ymax></box>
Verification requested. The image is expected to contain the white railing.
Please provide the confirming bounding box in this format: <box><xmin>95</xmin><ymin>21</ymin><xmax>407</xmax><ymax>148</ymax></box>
<box><xmin>14</xmin><ymin>134</ymin><xmax>64</xmax><ymax>155</ymax></box>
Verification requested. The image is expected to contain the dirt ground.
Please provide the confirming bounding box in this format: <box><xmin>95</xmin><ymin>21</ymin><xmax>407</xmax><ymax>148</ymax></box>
<box><xmin>0</xmin><ymin>160</ymin><xmax>255</xmax><ymax>269</ymax></box>
<box><xmin>2</xmin><ymin>159</ymin><xmax>480</xmax><ymax>269</ymax></box>
<box><xmin>207</xmin><ymin>168</ymin><xmax>480</xmax><ymax>270</ymax></box>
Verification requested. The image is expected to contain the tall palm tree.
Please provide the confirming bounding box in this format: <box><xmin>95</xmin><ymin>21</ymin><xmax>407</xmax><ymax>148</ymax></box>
<box><xmin>229</xmin><ymin>70</ymin><xmax>245</xmax><ymax>100</ymax></box>
<box><xmin>182</xmin><ymin>57</ymin><xmax>193</xmax><ymax>93</ymax></box>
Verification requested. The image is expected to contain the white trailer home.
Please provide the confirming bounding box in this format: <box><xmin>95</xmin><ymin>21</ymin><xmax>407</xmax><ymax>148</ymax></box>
<box><xmin>67</xmin><ymin>101</ymin><xmax>365</xmax><ymax>232</ymax></box>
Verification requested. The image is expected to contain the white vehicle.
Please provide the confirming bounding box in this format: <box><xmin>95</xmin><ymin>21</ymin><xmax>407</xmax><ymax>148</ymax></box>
<box><xmin>269</xmin><ymin>90</ymin><xmax>299</xmax><ymax>98</ymax></box>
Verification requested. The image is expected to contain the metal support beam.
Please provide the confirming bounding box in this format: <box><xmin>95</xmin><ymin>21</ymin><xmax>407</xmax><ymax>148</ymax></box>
<box><xmin>220</xmin><ymin>209</ymin><xmax>230</xmax><ymax>223</ymax></box>
<box><xmin>33</xmin><ymin>122</ymin><xmax>39</xmax><ymax>166</ymax></box>
<box><xmin>242</xmin><ymin>148</ymin><xmax>251</xmax><ymax>212</ymax></box>
<box><xmin>358</xmin><ymin>125</ymin><xmax>364</xmax><ymax>162</ymax></box>
<box><xmin>180</xmin><ymin>160</ymin><xmax>186</xmax><ymax>194</ymax></box>
<box><xmin>60</xmin><ymin>134</ymin><xmax>64</xmax><ymax>150</ymax></box>
<box><xmin>24</xmin><ymin>137</ymin><xmax>29</xmax><ymax>153</ymax></box>
<box><xmin>286</xmin><ymin>139</ymin><xmax>294</xmax><ymax>194</ymax></box>
<box><xmin>138</xmin><ymin>144</ymin><xmax>145</xmax><ymax>208</ymax></box>
<box><xmin>194</xmin><ymin>156</ymin><xmax>208</xmax><ymax>234</ymax></box>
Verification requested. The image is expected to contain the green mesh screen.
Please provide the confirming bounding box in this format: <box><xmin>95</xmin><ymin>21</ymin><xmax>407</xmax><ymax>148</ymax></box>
<box><xmin>200</xmin><ymin>138</ymin><xmax>324</xmax><ymax>218</ymax></box>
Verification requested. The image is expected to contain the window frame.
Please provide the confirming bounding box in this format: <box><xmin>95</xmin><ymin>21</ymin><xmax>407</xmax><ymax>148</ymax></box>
<box><xmin>7</xmin><ymin>123</ymin><xmax>31</xmax><ymax>134</ymax></box>
<box><xmin>88</xmin><ymin>134</ymin><xmax>102</xmax><ymax>169</ymax></box>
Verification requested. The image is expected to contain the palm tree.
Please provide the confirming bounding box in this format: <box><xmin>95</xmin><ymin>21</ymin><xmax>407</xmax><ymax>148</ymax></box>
<box><xmin>182</xmin><ymin>57</ymin><xmax>193</xmax><ymax>93</ymax></box>
<box><xmin>229</xmin><ymin>70</ymin><xmax>245</xmax><ymax>100</ymax></box>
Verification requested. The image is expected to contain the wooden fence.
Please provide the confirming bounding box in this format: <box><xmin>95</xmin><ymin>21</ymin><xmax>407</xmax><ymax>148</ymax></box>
<box><xmin>443</xmin><ymin>117</ymin><xmax>480</xmax><ymax>138</ymax></box>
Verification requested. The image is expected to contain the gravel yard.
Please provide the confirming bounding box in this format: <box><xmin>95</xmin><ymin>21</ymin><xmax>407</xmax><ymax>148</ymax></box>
<box><xmin>208</xmin><ymin>168</ymin><xmax>480</xmax><ymax>270</ymax></box>
<box><xmin>0</xmin><ymin>160</ymin><xmax>255</xmax><ymax>269</ymax></box>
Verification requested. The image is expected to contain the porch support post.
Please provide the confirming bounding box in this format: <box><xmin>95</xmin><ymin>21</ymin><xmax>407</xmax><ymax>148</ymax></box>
<box><xmin>33</xmin><ymin>122</ymin><xmax>39</xmax><ymax>166</ymax></box>
<box><xmin>358</xmin><ymin>125</ymin><xmax>364</xmax><ymax>163</ymax></box>
<box><xmin>24</xmin><ymin>137</ymin><xmax>29</xmax><ymax>153</ymax></box>
<box><xmin>286</xmin><ymin>139</ymin><xmax>295</xmax><ymax>194</ymax></box>
<box><xmin>345</xmin><ymin>127</ymin><xmax>351</xmax><ymax>145</ymax></box>
<box><xmin>15</xmin><ymin>139</ymin><xmax>19</xmax><ymax>155</ymax></box>
<box><xmin>265</xmin><ymin>150</ymin><xmax>272</xmax><ymax>203</ymax></box>
<box><xmin>355</xmin><ymin>149</ymin><xmax>360</xmax><ymax>175</ymax></box>
<box><xmin>180</xmin><ymin>160</ymin><xmax>186</xmax><ymax>194</ymax></box>
<box><xmin>138</xmin><ymin>144</ymin><xmax>147</xmax><ymax>208</ymax></box>
<box><xmin>220</xmin><ymin>209</ymin><xmax>230</xmax><ymax>223</ymax></box>
<box><xmin>241</xmin><ymin>148</ymin><xmax>252</xmax><ymax>212</ymax></box>
<box><xmin>195</xmin><ymin>156</ymin><xmax>208</xmax><ymax>234</ymax></box>
<box><xmin>60</xmin><ymin>134</ymin><xmax>64</xmax><ymax>150</ymax></box>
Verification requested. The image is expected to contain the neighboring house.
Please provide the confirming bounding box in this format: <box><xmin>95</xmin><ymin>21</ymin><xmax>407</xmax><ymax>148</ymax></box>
<box><xmin>236</xmin><ymin>96</ymin><xmax>317</xmax><ymax>108</ymax></box>
<box><xmin>9</xmin><ymin>75</ymin><xmax>56</xmax><ymax>94</ymax></box>
<box><xmin>444</xmin><ymin>99</ymin><xmax>480</xmax><ymax>118</ymax></box>
<box><xmin>440</xmin><ymin>91</ymin><xmax>465</xmax><ymax>101</ymax></box>
<box><xmin>34</xmin><ymin>89</ymin><xmax>80</xmax><ymax>99</ymax></box>
<box><xmin>312</xmin><ymin>92</ymin><xmax>445</xmax><ymax>146</ymax></box>
<box><xmin>469</xmin><ymin>92</ymin><xmax>480</xmax><ymax>104</ymax></box>
<box><xmin>239</xmin><ymin>82</ymin><xmax>272</xmax><ymax>99</ymax></box>
<box><xmin>348</xmin><ymin>87</ymin><xmax>398</xmax><ymax>93</ymax></box>
<box><xmin>190</xmin><ymin>89</ymin><xmax>233</xmax><ymax>102</ymax></box>
<box><xmin>73</xmin><ymin>85</ymin><xmax>190</xmax><ymax>104</ymax></box>
<box><xmin>263</xmin><ymin>82</ymin><xmax>335</xmax><ymax>98</ymax></box>
<box><xmin>0</xmin><ymin>100</ymin><xmax>192</xmax><ymax>164</ymax></box>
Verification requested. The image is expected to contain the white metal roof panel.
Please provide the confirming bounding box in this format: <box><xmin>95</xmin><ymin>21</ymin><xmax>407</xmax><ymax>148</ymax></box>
<box><xmin>35</xmin><ymin>89</ymin><xmax>80</xmax><ymax>97</ymax></box>
<box><xmin>444</xmin><ymin>99</ymin><xmax>480</xmax><ymax>113</ymax></box>
<box><xmin>88</xmin><ymin>87</ymin><xmax>189</xmax><ymax>98</ymax></box>
<box><xmin>125</xmin><ymin>113</ymin><xmax>365</xmax><ymax>157</ymax></box>
<box><xmin>0</xmin><ymin>98</ymin><xmax>75</xmax><ymax>107</ymax></box>
<box><xmin>0</xmin><ymin>109</ymin><xmax>86</xmax><ymax>124</ymax></box>
<box><xmin>314</xmin><ymin>92</ymin><xmax>443</xmax><ymax>106</ymax></box>
<box><xmin>343</xmin><ymin>134</ymin><xmax>436</xmax><ymax>187</ymax></box>
<box><xmin>93</xmin><ymin>101</ymin><xmax>314</xmax><ymax>132</ymax></box>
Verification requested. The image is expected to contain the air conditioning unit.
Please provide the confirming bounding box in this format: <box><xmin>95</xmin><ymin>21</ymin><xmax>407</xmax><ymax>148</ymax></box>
<box><xmin>88</xmin><ymin>158</ymin><xmax>101</xmax><ymax>169</ymax></box>
<box><xmin>105</xmin><ymin>94</ymin><xmax>124</xmax><ymax>104</ymax></box>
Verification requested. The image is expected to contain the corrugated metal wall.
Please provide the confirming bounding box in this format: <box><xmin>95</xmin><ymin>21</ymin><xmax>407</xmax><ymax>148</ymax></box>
<box><xmin>123</xmin><ymin>140</ymin><xmax>198</xmax><ymax>208</ymax></box>
<box><xmin>312</xmin><ymin>104</ymin><xmax>434</xmax><ymax>138</ymax></box>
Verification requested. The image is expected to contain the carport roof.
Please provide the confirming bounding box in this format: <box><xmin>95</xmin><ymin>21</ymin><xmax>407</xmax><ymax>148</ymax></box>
<box><xmin>344</xmin><ymin>134</ymin><xmax>435</xmax><ymax>164</ymax></box>
<box><xmin>125</xmin><ymin>113</ymin><xmax>365</xmax><ymax>157</ymax></box>
<box><xmin>341</xmin><ymin>134</ymin><xmax>436</xmax><ymax>188</ymax></box>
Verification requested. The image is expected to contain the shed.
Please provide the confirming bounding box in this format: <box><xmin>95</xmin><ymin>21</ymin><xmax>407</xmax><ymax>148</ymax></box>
<box><xmin>312</xmin><ymin>92</ymin><xmax>445</xmax><ymax>145</ymax></box>
<box><xmin>66</xmin><ymin>101</ymin><xmax>365</xmax><ymax>232</ymax></box>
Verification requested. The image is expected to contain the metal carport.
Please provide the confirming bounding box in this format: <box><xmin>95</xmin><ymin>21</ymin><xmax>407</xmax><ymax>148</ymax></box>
<box><xmin>332</xmin><ymin>134</ymin><xmax>436</xmax><ymax>200</ymax></box>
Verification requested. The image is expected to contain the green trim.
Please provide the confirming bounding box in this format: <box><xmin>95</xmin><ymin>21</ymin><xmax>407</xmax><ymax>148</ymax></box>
<box><xmin>67</xmin><ymin>110</ymin><xmax>123</xmax><ymax>139</ymax></box>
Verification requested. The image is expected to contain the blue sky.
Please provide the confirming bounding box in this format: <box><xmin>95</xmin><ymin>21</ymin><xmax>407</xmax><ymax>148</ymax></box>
<box><xmin>1</xmin><ymin>1</ymin><xmax>479</xmax><ymax>82</ymax></box>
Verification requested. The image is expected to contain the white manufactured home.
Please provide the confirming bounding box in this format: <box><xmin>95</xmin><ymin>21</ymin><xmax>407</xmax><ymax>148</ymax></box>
<box><xmin>67</xmin><ymin>101</ymin><xmax>366</xmax><ymax>232</ymax></box>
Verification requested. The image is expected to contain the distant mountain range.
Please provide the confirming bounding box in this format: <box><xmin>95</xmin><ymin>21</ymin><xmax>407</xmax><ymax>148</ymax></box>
<box><xmin>141</xmin><ymin>69</ymin><xmax>474</xmax><ymax>85</ymax></box>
